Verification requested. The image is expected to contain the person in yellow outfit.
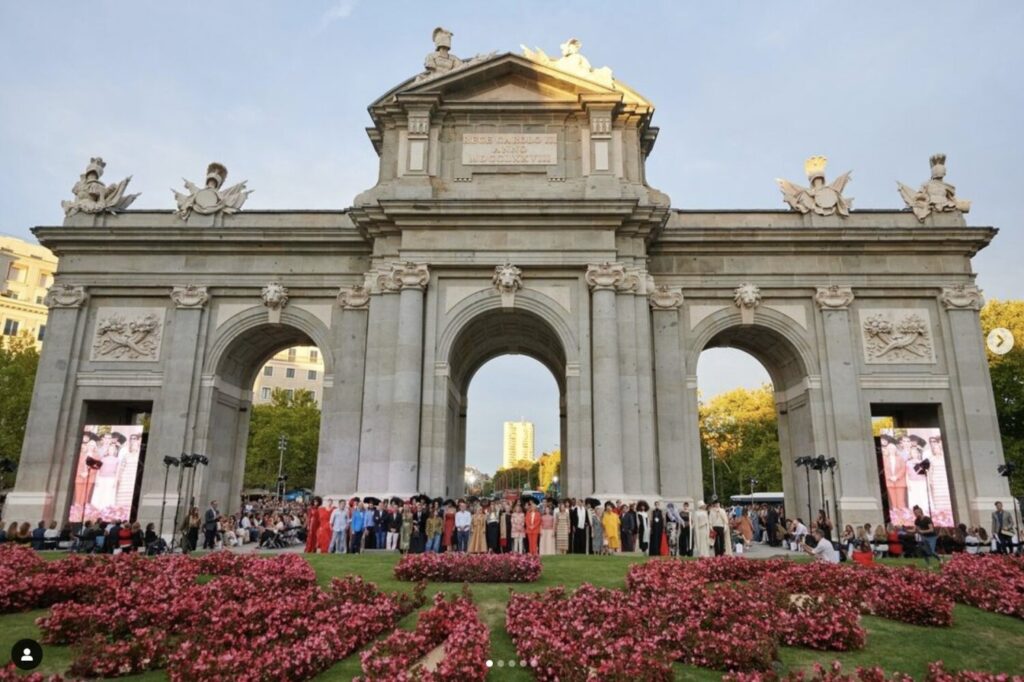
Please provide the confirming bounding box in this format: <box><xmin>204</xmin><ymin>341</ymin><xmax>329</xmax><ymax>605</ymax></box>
<box><xmin>602</xmin><ymin>501</ymin><xmax>621</xmax><ymax>553</ymax></box>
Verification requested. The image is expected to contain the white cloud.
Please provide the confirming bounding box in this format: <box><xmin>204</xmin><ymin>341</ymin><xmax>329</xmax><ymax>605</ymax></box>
<box><xmin>317</xmin><ymin>0</ymin><xmax>358</xmax><ymax>32</ymax></box>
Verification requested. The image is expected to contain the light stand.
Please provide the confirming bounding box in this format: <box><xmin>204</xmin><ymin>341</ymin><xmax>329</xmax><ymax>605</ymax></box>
<box><xmin>795</xmin><ymin>457</ymin><xmax>814</xmax><ymax>522</ymax></box>
<box><xmin>748</xmin><ymin>477</ymin><xmax>758</xmax><ymax>497</ymax></box>
<box><xmin>710</xmin><ymin>446</ymin><xmax>718</xmax><ymax>500</ymax></box>
<box><xmin>276</xmin><ymin>434</ymin><xmax>288</xmax><ymax>504</ymax></box>
<box><xmin>172</xmin><ymin>453</ymin><xmax>194</xmax><ymax>550</ymax></box>
<box><xmin>811</xmin><ymin>455</ymin><xmax>830</xmax><ymax>539</ymax></box>
<box><xmin>158</xmin><ymin>455</ymin><xmax>180</xmax><ymax>542</ymax></box>
<box><xmin>184</xmin><ymin>453</ymin><xmax>209</xmax><ymax>514</ymax></box>
<box><xmin>998</xmin><ymin>463</ymin><xmax>1020</xmax><ymax>554</ymax></box>
<box><xmin>914</xmin><ymin>458</ymin><xmax>933</xmax><ymax>515</ymax></box>
<box><xmin>824</xmin><ymin>457</ymin><xmax>840</xmax><ymax>535</ymax></box>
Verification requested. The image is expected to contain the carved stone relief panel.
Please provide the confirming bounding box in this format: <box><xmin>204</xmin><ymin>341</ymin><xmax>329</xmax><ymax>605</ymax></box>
<box><xmin>859</xmin><ymin>308</ymin><xmax>936</xmax><ymax>364</ymax></box>
<box><xmin>90</xmin><ymin>307</ymin><xmax>165</xmax><ymax>362</ymax></box>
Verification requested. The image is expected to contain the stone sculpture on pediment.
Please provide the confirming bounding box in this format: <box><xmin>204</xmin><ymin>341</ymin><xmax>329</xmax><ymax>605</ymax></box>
<box><xmin>61</xmin><ymin>157</ymin><xmax>139</xmax><ymax>217</ymax></box>
<box><xmin>415</xmin><ymin>27</ymin><xmax>494</xmax><ymax>83</ymax></box>
<box><xmin>777</xmin><ymin>156</ymin><xmax>853</xmax><ymax>217</ymax></box>
<box><xmin>91</xmin><ymin>309</ymin><xmax>163</xmax><ymax>361</ymax></box>
<box><xmin>521</xmin><ymin>37</ymin><xmax>614</xmax><ymax>88</ymax></box>
<box><xmin>173</xmin><ymin>162</ymin><xmax>252</xmax><ymax>220</ymax></box>
<box><xmin>898</xmin><ymin>154</ymin><xmax>971</xmax><ymax>222</ymax></box>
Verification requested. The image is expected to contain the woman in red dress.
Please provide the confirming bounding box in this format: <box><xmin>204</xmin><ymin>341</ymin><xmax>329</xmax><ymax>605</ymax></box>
<box><xmin>317</xmin><ymin>498</ymin><xmax>333</xmax><ymax>553</ymax></box>
<box><xmin>305</xmin><ymin>497</ymin><xmax>322</xmax><ymax>553</ymax></box>
<box><xmin>524</xmin><ymin>501</ymin><xmax>542</xmax><ymax>555</ymax></box>
<box><xmin>442</xmin><ymin>502</ymin><xmax>456</xmax><ymax>552</ymax></box>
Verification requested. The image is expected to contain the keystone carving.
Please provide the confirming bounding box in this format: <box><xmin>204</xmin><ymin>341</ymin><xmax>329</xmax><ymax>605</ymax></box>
<box><xmin>733</xmin><ymin>283</ymin><xmax>761</xmax><ymax>324</ymax></box>
<box><xmin>261</xmin><ymin>282</ymin><xmax>289</xmax><ymax>323</ymax></box>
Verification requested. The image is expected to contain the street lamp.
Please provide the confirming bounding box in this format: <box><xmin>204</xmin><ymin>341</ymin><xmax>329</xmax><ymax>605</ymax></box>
<box><xmin>158</xmin><ymin>455</ymin><xmax>180</xmax><ymax>543</ymax></box>
<box><xmin>277</xmin><ymin>434</ymin><xmax>288</xmax><ymax>502</ymax></box>
<box><xmin>552</xmin><ymin>475</ymin><xmax>560</xmax><ymax>499</ymax></box>
<box><xmin>748</xmin><ymin>477</ymin><xmax>758</xmax><ymax>497</ymax></box>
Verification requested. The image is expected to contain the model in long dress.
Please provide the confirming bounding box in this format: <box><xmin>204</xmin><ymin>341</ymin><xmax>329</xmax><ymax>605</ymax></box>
<box><xmin>539</xmin><ymin>509</ymin><xmax>556</xmax><ymax>555</ymax></box>
<box><xmin>468</xmin><ymin>509</ymin><xmax>487</xmax><ymax>553</ymax></box>
<box><xmin>589</xmin><ymin>507</ymin><xmax>604</xmax><ymax>554</ymax></box>
<box><xmin>906</xmin><ymin>450</ymin><xmax>931</xmax><ymax>513</ymax></box>
<box><xmin>693</xmin><ymin>502</ymin><xmax>712</xmax><ymax>558</ymax></box>
<box><xmin>636</xmin><ymin>507</ymin><xmax>650</xmax><ymax>553</ymax></box>
<box><xmin>485</xmin><ymin>506</ymin><xmax>500</xmax><ymax>553</ymax></box>
<box><xmin>649</xmin><ymin>505</ymin><xmax>665</xmax><ymax>556</ymax></box>
<box><xmin>555</xmin><ymin>504</ymin><xmax>570</xmax><ymax>554</ymax></box>
<box><xmin>602</xmin><ymin>505</ymin><xmax>621</xmax><ymax>552</ymax></box>
<box><xmin>399</xmin><ymin>510</ymin><xmax>413</xmax><ymax>552</ymax></box>
<box><xmin>442</xmin><ymin>506</ymin><xmax>456</xmax><ymax>552</ymax></box>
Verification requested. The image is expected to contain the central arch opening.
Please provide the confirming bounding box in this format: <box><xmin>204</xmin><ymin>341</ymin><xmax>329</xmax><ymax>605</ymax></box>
<box><xmin>445</xmin><ymin>308</ymin><xmax>567</xmax><ymax>498</ymax></box>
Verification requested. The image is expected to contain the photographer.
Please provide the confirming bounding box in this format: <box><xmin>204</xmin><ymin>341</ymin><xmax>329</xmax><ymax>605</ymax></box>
<box><xmin>909</xmin><ymin>505</ymin><xmax>939</xmax><ymax>564</ymax></box>
<box><xmin>803</xmin><ymin>528</ymin><xmax>839</xmax><ymax>564</ymax></box>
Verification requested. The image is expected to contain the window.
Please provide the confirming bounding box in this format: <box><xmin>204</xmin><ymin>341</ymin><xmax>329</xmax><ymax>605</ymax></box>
<box><xmin>307</xmin><ymin>369</ymin><xmax>317</xmax><ymax>381</ymax></box>
<box><xmin>38</xmin><ymin>273</ymin><xmax>49</xmax><ymax>288</ymax></box>
<box><xmin>261</xmin><ymin>387</ymin><xmax>271</xmax><ymax>400</ymax></box>
<box><xmin>36</xmin><ymin>295</ymin><xmax>44</xmax><ymax>305</ymax></box>
<box><xmin>263</xmin><ymin>366</ymin><xmax>273</xmax><ymax>377</ymax></box>
<box><xmin>37</xmin><ymin>324</ymin><xmax>45</xmax><ymax>341</ymax></box>
<box><xmin>2</xmin><ymin>319</ymin><xmax>19</xmax><ymax>336</ymax></box>
<box><xmin>309</xmin><ymin>349</ymin><xmax>318</xmax><ymax>362</ymax></box>
<box><xmin>285</xmin><ymin>368</ymin><xmax>296</xmax><ymax>379</ymax></box>
<box><xmin>287</xmin><ymin>348</ymin><xmax>297</xmax><ymax>361</ymax></box>
<box><xmin>7</xmin><ymin>264</ymin><xmax>25</xmax><ymax>282</ymax></box>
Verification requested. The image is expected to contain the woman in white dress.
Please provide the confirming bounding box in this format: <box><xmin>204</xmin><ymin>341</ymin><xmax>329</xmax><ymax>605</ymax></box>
<box><xmin>905</xmin><ymin>443</ymin><xmax>931</xmax><ymax>513</ymax></box>
<box><xmin>90</xmin><ymin>442</ymin><xmax>121</xmax><ymax>512</ymax></box>
<box><xmin>692</xmin><ymin>501</ymin><xmax>712</xmax><ymax>558</ymax></box>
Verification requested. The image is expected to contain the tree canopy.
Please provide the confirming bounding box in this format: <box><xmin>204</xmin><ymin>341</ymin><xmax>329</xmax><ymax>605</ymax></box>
<box><xmin>244</xmin><ymin>388</ymin><xmax>320</xmax><ymax>491</ymax></box>
<box><xmin>980</xmin><ymin>299</ymin><xmax>1024</xmax><ymax>496</ymax></box>
<box><xmin>699</xmin><ymin>384</ymin><xmax>781</xmax><ymax>502</ymax></box>
<box><xmin>0</xmin><ymin>333</ymin><xmax>39</xmax><ymax>472</ymax></box>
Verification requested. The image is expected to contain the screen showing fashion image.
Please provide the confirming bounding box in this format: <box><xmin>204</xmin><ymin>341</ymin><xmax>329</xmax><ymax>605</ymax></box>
<box><xmin>69</xmin><ymin>425</ymin><xmax>145</xmax><ymax>523</ymax></box>
<box><xmin>877</xmin><ymin>428</ymin><xmax>953</xmax><ymax>527</ymax></box>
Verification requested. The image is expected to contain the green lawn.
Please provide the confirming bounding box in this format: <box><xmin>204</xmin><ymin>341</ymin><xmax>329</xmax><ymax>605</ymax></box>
<box><xmin>3</xmin><ymin>553</ymin><xmax>1023</xmax><ymax>680</ymax></box>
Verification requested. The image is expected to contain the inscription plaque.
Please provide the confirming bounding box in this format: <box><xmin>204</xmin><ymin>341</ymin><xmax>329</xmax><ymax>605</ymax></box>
<box><xmin>462</xmin><ymin>133</ymin><xmax>557</xmax><ymax>165</ymax></box>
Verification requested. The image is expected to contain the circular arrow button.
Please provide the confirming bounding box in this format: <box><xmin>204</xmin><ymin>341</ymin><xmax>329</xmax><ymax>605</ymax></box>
<box><xmin>987</xmin><ymin>328</ymin><xmax>1015</xmax><ymax>355</ymax></box>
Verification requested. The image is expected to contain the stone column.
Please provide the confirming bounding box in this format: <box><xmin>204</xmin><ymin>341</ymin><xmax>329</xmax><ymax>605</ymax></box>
<box><xmin>357</xmin><ymin>269</ymin><xmax>400</xmax><ymax>493</ymax></box>
<box><xmin>6</xmin><ymin>284</ymin><xmax>89</xmax><ymax>523</ymax></box>
<box><xmin>635</xmin><ymin>274</ymin><xmax>658</xmax><ymax>494</ymax></box>
<box><xmin>814</xmin><ymin>286</ymin><xmax>881</xmax><ymax>527</ymax></box>
<box><xmin>316</xmin><ymin>285</ymin><xmax>369</xmax><ymax>498</ymax></box>
<box><xmin>649</xmin><ymin>285</ymin><xmax>692</xmax><ymax>499</ymax></box>
<box><xmin>138</xmin><ymin>285</ymin><xmax>210</xmax><ymax>531</ymax></box>
<box><xmin>940</xmin><ymin>284</ymin><xmax>1010</xmax><ymax>522</ymax></box>
<box><xmin>616</xmin><ymin>269</ymin><xmax>642</xmax><ymax>494</ymax></box>
<box><xmin>586</xmin><ymin>263</ymin><xmax>625</xmax><ymax>496</ymax></box>
<box><xmin>389</xmin><ymin>262</ymin><xmax>429</xmax><ymax>495</ymax></box>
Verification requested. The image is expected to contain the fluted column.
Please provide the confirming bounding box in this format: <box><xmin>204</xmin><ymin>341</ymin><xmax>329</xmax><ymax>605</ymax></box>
<box><xmin>616</xmin><ymin>270</ymin><xmax>642</xmax><ymax>493</ymax></box>
<box><xmin>635</xmin><ymin>273</ymin><xmax>658</xmax><ymax>493</ymax></box>
<box><xmin>649</xmin><ymin>285</ymin><xmax>691</xmax><ymax>498</ymax></box>
<box><xmin>586</xmin><ymin>262</ymin><xmax>625</xmax><ymax>495</ymax></box>
<box><xmin>389</xmin><ymin>262</ymin><xmax>430</xmax><ymax>495</ymax></box>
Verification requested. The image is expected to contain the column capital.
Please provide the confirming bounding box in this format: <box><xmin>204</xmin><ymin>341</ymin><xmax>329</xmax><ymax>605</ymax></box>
<box><xmin>649</xmin><ymin>284</ymin><xmax>684</xmax><ymax>310</ymax></box>
<box><xmin>170</xmin><ymin>284</ymin><xmax>209</xmax><ymax>309</ymax></box>
<box><xmin>44</xmin><ymin>283</ymin><xmax>88</xmax><ymax>308</ymax></box>
<box><xmin>939</xmin><ymin>283</ymin><xmax>984</xmax><ymax>311</ymax></box>
<box><xmin>338</xmin><ymin>283</ymin><xmax>370</xmax><ymax>310</ymax></box>
<box><xmin>585</xmin><ymin>262</ymin><xmax>626</xmax><ymax>291</ymax></box>
<box><xmin>814</xmin><ymin>285</ymin><xmax>854</xmax><ymax>311</ymax></box>
<box><xmin>387</xmin><ymin>261</ymin><xmax>430</xmax><ymax>291</ymax></box>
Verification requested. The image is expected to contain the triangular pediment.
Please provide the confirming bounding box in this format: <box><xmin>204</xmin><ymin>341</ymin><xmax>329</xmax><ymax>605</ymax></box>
<box><xmin>372</xmin><ymin>53</ymin><xmax>650</xmax><ymax>109</ymax></box>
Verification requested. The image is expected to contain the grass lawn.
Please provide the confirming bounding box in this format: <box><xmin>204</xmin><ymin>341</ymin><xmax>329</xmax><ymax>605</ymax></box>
<box><xmin>2</xmin><ymin>552</ymin><xmax>1023</xmax><ymax>680</ymax></box>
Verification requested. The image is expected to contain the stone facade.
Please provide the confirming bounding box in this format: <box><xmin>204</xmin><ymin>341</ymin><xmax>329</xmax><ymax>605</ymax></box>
<box><xmin>6</xmin><ymin>42</ymin><xmax>1009</xmax><ymax>534</ymax></box>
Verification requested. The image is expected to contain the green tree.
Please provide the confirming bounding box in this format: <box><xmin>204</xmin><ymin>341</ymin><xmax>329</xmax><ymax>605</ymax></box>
<box><xmin>492</xmin><ymin>465</ymin><xmax>532</xmax><ymax>492</ymax></box>
<box><xmin>244</xmin><ymin>388</ymin><xmax>320</xmax><ymax>491</ymax></box>
<box><xmin>699</xmin><ymin>385</ymin><xmax>781</xmax><ymax>502</ymax></box>
<box><xmin>980</xmin><ymin>299</ymin><xmax>1024</xmax><ymax>497</ymax></box>
<box><xmin>0</xmin><ymin>333</ymin><xmax>40</xmax><ymax>471</ymax></box>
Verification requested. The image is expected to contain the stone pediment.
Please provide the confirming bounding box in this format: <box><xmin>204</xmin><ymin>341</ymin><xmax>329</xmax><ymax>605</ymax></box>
<box><xmin>372</xmin><ymin>53</ymin><xmax>651</xmax><ymax>111</ymax></box>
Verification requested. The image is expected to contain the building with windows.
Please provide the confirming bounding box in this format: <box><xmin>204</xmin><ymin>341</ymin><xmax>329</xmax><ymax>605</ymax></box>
<box><xmin>0</xmin><ymin>235</ymin><xmax>57</xmax><ymax>347</ymax></box>
<box><xmin>502</xmin><ymin>420</ymin><xmax>535</xmax><ymax>469</ymax></box>
<box><xmin>251</xmin><ymin>346</ymin><xmax>325</xmax><ymax>405</ymax></box>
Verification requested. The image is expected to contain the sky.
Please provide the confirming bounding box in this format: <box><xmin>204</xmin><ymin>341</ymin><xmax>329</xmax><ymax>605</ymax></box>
<box><xmin>1</xmin><ymin>2</ymin><xmax>1021</xmax><ymax>474</ymax></box>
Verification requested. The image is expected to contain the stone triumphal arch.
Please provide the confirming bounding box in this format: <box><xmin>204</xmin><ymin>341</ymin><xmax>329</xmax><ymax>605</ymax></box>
<box><xmin>8</xmin><ymin>31</ymin><xmax>1010</xmax><ymax>531</ymax></box>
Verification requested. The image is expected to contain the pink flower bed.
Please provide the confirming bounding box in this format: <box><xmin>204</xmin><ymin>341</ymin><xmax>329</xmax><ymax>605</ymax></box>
<box><xmin>941</xmin><ymin>554</ymin><xmax>1024</xmax><ymax>619</ymax></box>
<box><xmin>394</xmin><ymin>551</ymin><xmax>541</xmax><ymax>583</ymax></box>
<box><xmin>0</xmin><ymin>545</ymin><xmax>425</xmax><ymax>679</ymax></box>
<box><xmin>357</xmin><ymin>590</ymin><xmax>490</xmax><ymax>681</ymax></box>
<box><xmin>507</xmin><ymin>557</ymin><xmax>969</xmax><ymax>677</ymax></box>
<box><xmin>725</xmin><ymin>661</ymin><xmax>1024</xmax><ymax>681</ymax></box>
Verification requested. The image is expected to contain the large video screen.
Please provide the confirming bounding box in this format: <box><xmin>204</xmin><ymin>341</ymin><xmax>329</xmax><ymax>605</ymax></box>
<box><xmin>69</xmin><ymin>425</ymin><xmax>145</xmax><ymax>523</ymax></box>
<box><xmin>878</xmin><ymin>428</ymin><xmax>953</xmax><ymax>527</ymax></box>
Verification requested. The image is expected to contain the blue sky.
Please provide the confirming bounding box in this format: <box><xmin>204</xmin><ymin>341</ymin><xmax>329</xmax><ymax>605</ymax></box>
<box><xmin>2</xmin><ymin>2</ymin><xmax>1021</xmax><ymax>473</ymax></box>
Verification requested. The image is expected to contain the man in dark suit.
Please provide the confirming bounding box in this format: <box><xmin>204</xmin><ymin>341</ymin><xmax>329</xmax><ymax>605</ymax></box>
<box><xmin>203</xmin><ymin>500</ymin><xmax>221</xmax><ymax>550</ymax></box>
<box><xmin>569</xmin><ymin>499</ymin><xmax>589</xmax><ymax>554</ymax></box>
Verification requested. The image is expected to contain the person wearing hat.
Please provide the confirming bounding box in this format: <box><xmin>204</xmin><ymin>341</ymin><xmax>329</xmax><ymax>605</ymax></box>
<box><xmin>881</xmin><ymin>433</ymin><xmax>908</xmax><ymax>511</ymax></box>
